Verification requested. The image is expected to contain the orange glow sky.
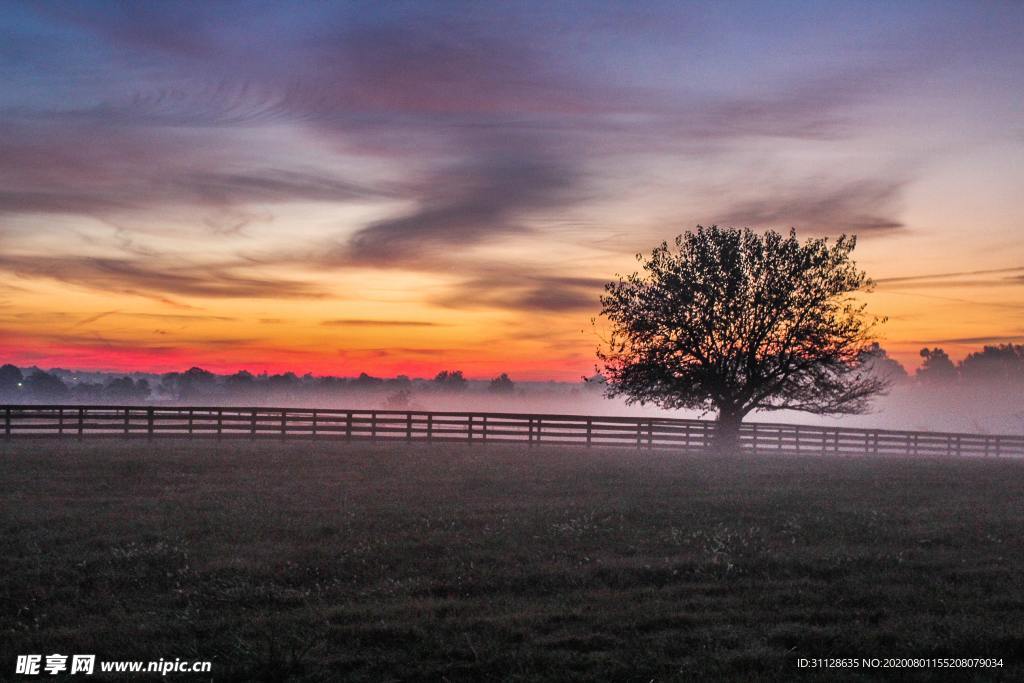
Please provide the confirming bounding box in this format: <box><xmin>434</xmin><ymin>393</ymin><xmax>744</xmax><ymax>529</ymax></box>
<box><xmin>2</xmin><ymin>3</ymin><xmax>1023</xmax><ymax>380</ymax></box>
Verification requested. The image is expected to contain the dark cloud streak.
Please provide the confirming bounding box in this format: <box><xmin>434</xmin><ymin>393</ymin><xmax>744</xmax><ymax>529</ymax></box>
<box><xmin>433</xmin><ymin>272</ymin><xmax>604</xmax><ymax>314</ymax></box>
<box><xmin>0</xmin><ymin>254</ymin><xmax>324</xmax><ymax>300</ymax></box>
<box><xmin>321</xmin><ymin>319</ymin><xmax>442</xmax><ymax>327</ymax></box>
<box><xmin>343</xmin><ymin>152</ymin><xmax>579</xmax><ymax>266</ymax></box>
<box><xmin>713</xmin><ymin>178</ymin><xmax>907</xmax><ymax>235</ymax></box>
<box><xmin>876</xmin><ymin>266</ymin><xmax>1024</xmax><ymax>284</ymax></box>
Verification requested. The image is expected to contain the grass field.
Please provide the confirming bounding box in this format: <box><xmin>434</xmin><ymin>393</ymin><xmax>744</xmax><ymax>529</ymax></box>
<box><xmin>2</xmin><ymin>439</ymin><xmax>1023</xmax><ymax>681</ymax></box>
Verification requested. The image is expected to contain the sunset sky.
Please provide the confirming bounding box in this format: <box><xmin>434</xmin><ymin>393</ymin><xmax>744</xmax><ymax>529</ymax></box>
<box><xmin>1</xmin><ymin>1</ymin><xmax>1022</xmax><ymax>380</ymax></box>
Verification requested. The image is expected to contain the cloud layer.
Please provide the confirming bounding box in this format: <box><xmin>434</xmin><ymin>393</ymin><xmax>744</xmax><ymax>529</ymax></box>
<box><xmin>2</xmin><ymin>2</ymin><xmax>1022</xmax><ymax>376</ymax></box>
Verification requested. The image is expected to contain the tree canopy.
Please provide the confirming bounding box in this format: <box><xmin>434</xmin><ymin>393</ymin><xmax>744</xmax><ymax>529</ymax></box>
<box><xmin>916</xmin><ymin>347</ymin><xmax>957</xmax><ymax>384</ymax></box>
<box><xmin>597</xmin><ymin>225</ymin><xmax>887</xmax><ymax>451</ymax></box>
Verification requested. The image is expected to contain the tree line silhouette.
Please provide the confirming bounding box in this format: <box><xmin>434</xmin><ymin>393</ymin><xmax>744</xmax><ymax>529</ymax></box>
<box><xmin>2</xmin><ymin>345</ymin><xmax>1022</xmax><ymax>406</ymax></box>
<box><xmin>915</xmin><ymin>344</ymin><xmax>1024</xmax><ymax>386</ymax></box>
<box><xmin>0</xmin><ymin>365</ymin><xmax>523</xmax><ymax>405</ymax></box>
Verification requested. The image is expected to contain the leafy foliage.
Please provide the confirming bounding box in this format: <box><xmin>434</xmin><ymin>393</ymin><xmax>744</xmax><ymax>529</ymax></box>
<box><xmin>960</xmin><ymin>344</ymin><xmax>1024</xmax><ymax>384</ymax></box>
<box><xmin>598</xmin><ymin>226</ymin><xmax>887</xmax><ymax>428</ymax></box>
<box><xmin>433</xmin><ymin>370</ymin><xmax>468</xmax><ymax>392</ymax></box>
<box><xmin>917</xmin><ymin>347</ymin><xmax>957</xmax><ymax>384</ymax></box>
<box><xmin>488</xmin><ymin>372</ymin><xmax>515</xmax><ymax>394</ymax></box>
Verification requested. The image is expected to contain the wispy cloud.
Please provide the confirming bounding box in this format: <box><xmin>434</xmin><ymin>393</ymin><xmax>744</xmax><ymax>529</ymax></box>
<box><xmin>342</xmin><ymin>152</ymin><xmax>580</xmax><ymax>266</ymax></box>
<box><xmin>0</xmin><ymin>120</ymin><xmax>388</xmax><ymax>218</ymax></box>
<box><xmin>910</xmin><ymin>334</ymin><xmax>1024</xmax><ymax>345</ymax></box>
<box><xmin>433</xmin><ymin>273</ymin><xmax>606</xmax><ymax>313</ymax></box>
<box><xmin>72</xmin><ymin>310</ymin><xmax>120</xmax><ymax>327</ymax></box>
<box><xmin>714</xmin><ymin>178</ymin><xmax>907</xmax><ymax>235</ymax></box>
<box><xmin>321</xmin><ymin>319</ymin><xmax>442</xmax><ymax>327</ymax></box>
<box><xmin>685</xmin><ymin>64</ymin><xmax>911</xmax><ymax>142</ymax></box>
<box><xmin>0</xmin><ymin>254</ymin><xmax>324</xmax><ymax>300</ymax></box>
<box><xmin>876</xmin><ymin>266</ymin><xmax>1024</xmax><ymax>285</ymax></box>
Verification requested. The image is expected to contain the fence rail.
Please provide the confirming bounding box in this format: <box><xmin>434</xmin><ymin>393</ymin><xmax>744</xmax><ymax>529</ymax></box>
<box><xmin>3</xmin><ymin>405</ymin><xmax>1023</xmax><ymax>458</ymax></box>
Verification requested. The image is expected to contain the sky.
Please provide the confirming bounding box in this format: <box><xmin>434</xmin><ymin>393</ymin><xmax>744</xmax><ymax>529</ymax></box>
<box><xmin>1</xmin><ymin>0</ymin><xmax>1022</xmax><ymax>380</ymax></box>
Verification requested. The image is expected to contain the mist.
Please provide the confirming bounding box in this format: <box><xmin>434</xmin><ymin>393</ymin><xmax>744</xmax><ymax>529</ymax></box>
<box><xmin>3</xmin><ymin>345</ymin><xmax>1023</xmax><ymax>435</ymax></box>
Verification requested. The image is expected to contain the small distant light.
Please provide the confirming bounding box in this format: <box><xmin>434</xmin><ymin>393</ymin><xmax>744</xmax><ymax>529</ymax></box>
<box><xmin>17</xmin><ymin>382</ymin><xmax>22</xmax><ymax>387</ymax></box>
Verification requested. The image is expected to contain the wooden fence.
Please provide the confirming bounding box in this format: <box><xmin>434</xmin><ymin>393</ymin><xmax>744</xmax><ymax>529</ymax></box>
<box><xmin>2</xmin><ymin>405</ymin><xmax>1023</xmax><ymax>458</ymax></box>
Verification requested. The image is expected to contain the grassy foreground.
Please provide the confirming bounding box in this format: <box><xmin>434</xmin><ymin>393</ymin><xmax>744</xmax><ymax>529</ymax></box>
<box><xmin>2</xmin><ymin>439</ymin><xmax>1023</xmax><ymax>681</ymax></box>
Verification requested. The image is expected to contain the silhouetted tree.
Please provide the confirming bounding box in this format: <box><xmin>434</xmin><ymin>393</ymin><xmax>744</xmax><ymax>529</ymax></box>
<box><xmin>959</xmin><ymin>344</ymin><xmax>1024</xmax><ymax>384</ymax></box>
<box><xmin>598</xmin><ymin>226</ymin><xmax>886</xmax><ymax>454</ymax></box>
<box><xmin>161</xmin><ymin>367</ymin><xmax>217</xmax><ymax>401</ymax></box>
<box><xmin>104</xmin><ymin>377</ymin><xmax>151</xmax><ymax>402</ymax></box>
<box><xmin>916</xmin><ymin>348</ymin><xmax>957</xmax><ymax>384</ymax></box>
<box><xmin>433</xmin><ymin>370</ymin><xmax>467</xmax><ymax>392</ymax></box>
<box><xmin>857</xmin><ymin>342</ymin><xmax>908</xmax><ymax>383</ymax></box>
<box><xmin>224</xmin><ymin>370</ymin><xmax>256</xmax><ymax>398</ymax></box>
<box><xmin>0</xmin><ymin>364</ymin><xmax>23</xmax><ymax>397</ymax></box>
<box><xmin>353</xmin><ymin>372</ymin><xmax>383</xmax><ymax>387</ymax></box>
<box><xmin>24</xmin><ymin>370</ymin><xmax>69</xmax><ymax>402</ymax></box>
<box><xmin>489</xmin><ymin>373</ymin><xmax>515</xmax><ymax>394</ymax></box>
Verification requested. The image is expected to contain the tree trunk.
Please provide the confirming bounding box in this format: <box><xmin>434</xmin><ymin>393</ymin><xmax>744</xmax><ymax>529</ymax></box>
<box><xmin>714</xmin><ymin>408</ymin><xmax>744</xmax><ymax>456</ymax></box>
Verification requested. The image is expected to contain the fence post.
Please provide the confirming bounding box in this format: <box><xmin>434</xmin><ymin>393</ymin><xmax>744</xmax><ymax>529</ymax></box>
<box><xmin>996</xmin><ymin>436</ymin><xmax>1002</xmax><ymax>458</ymax></box>
<box><xmin>281</xmin><ymin>409</ymin><xmax>287</xmax><ymax>440</ymax></box>
<box><xmin>586</xmin><ymin>418</ymin><xmax>592</xmax><ymax>448</ymax></box>
<box><xmin>312</xmin><ymin>410</ymin><xmax>318</xmax><ymax>438</ymax></box>
<box><xmin>647</xmin><ymin>420</ymin><xmax>653</xmax><ymax>449</ymax></box>
<box><xmin>146</xmin><ymin>407</ymin><xmax>153</xmax><ymax>440</ymax></box>
<box><xmin>346</xmin><ymin>411</ymin><xmax>353</xmax><ymax>440</ymax></box>
<box><xmin>188</xmin><ymin>409</ymin><xmax>194</xmax><ymax>437</ymax></box>
<box><xmin>427</xmin><ymin>413</ymin><xmax>433</xmax><ymax>443</ymax></box>
<box><xmin>217</xmin><ymin>409</ymin><xmax>223</xmax><ymax>437</ymax></box>
<box><xmin>58</xmin><ymin>407</ymin><xmax>63</xmax><ymax>435</ymax></box>
<box><xmin>751</xmin><ymin>423</ymin><xmax>758</xmax><ymax>456</ymax></box>
<box><xmin>528</xmin><ymin>418</ymin><xmax>534</xmax><ymax>447</ymax></box>
<box><xmin>406</xmin><ymin>412</ymin><xmax>412</xmax><ymax>443</ymax></box>
<box><xmin>483</xmin><ymin>416</ymin><xmax>488</xmax><ymax>445</ymax></box>
<box><xmin>468</xmin><ymin>415</ymin><xmax>473</xmax><ymax>444</ymax></box>
<box><xmin>371</xmin><ymin>411</ymin><xmax>377</xmax><ymax>441</ymax></box>
<box><xmin>537</xmin><ymin>418</ymin><xmax>542</xmax><ymax>445</ymax></box>
<box><xmin>635</xmin><ymin>420</ymin><xmax>642</xmax><ymax>449</ymax></box>
<box><xmin>794</xmin><ymin>425</ymin><xmax>800</xmax><ymax>454</ymax></box>
<box><xmin>251</xmin><ymin>409</ymin><xmax>257</xmax><ymax>439</ymax></box>
<box><xmin>955</xmin><ymin>435</ymin><xmax>961</xmax><ymax>457</ymax></box>
<box><xmin>4</xmin><ymin>407</ymin><xmax>9</xmax><ymax>438</ymax></box>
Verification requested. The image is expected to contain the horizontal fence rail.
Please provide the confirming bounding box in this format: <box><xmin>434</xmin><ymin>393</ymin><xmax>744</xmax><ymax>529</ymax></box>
<box><xmin>2</xmin><ymin>405</ymin><xmax>1023</xmax><ymax>458</ymax></box>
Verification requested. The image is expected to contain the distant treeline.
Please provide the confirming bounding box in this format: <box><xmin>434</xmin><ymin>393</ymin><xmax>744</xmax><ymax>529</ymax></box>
<box><xmin>0</xmin><ymin>365</ymin><xmax>535</xmax><ymax>405</ymax></box>
<box><xmin>912</xmin><ymin>344</ymin><xmax>1024</xmax><ymax>386</ymax></box>
<box><xmin>824</xmin><ymin>342</ymin><xmax>1024</xmax><ymax>388</ymax></box>
<box><xmin>2</xmin><ymin>343</ymin><xmax>1022</xmax><ymax>406</ymax></box>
